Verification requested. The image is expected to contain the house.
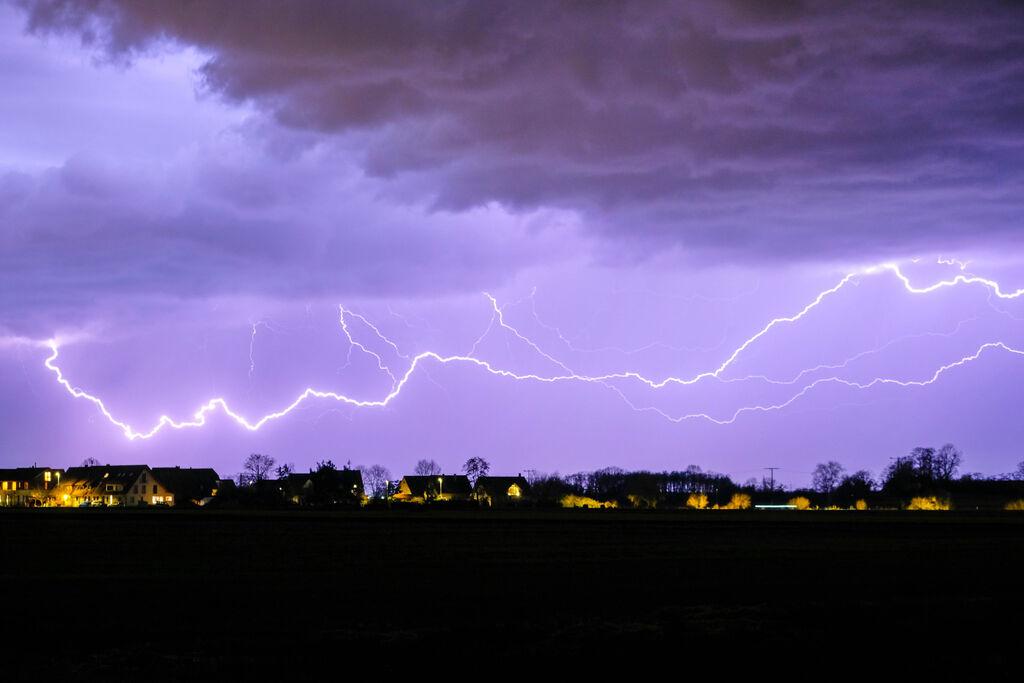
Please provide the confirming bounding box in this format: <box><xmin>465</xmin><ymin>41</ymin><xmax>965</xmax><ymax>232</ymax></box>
<box><xmin>0</xmin><ymin>467</ymin><xmax>63</xmax><ymax>507</ymax></box>
<box><xmin>474</xmin><ymin>475</ymin><xmax>530</xmax><ymax>507</ymax></box>
<box><xmin>57</xmin><ymin>465</ymin><xmax>175</xmax><ymax>507</ymax></box>
<box><xmin>283</xmin><ymin>468</ymin><xmax>364</xmax><ymax>505</ymax></box>
<box><xmin>392</xmin><ymin>474</ymin><xmax>472</xmax><ymax>503</ymax></box>
<box><xmin>151</xmin><ymin>467</ymin><xmax>221</xmax><ymax>506</ymax></box>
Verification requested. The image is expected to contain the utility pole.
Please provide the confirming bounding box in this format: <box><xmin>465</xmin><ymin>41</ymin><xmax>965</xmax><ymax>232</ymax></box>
<box><xmin>764</xmin><ymin>467</ymin><xmax>779</xmax><ymax>493</ymax></box>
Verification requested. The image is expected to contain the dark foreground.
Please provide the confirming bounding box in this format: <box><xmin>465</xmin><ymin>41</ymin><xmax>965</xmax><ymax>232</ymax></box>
<box><xmin>3</xmin><ymin>509</ymin><xmax>1022</xmax><ymax>678</ymax></box>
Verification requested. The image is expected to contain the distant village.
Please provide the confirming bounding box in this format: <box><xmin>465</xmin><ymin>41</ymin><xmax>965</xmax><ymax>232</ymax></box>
<box><xmin>2</xmin><ymin>444</ymin><xmax>1024</xmax><ymax>511</ymax></box>
<box><xmin>0</xmin><ymin>458</ymin><xmax>528</xmax><ymax>510</ymax></box>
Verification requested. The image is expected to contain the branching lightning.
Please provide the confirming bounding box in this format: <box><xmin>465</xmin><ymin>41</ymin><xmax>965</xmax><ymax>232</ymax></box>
<box><xmin>33</xmin><ymin>259</ymin><xmax>1024</xmax><ymax>439</ymax></box>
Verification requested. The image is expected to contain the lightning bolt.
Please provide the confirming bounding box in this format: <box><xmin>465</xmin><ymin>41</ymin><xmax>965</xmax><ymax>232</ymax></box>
<box><xmin>34</xmin><ymin>259</ymin><xmax>1024</xmax><ymax>439</ymax></box>
<box><xmin>248</xmin><ymin>319</ymin><xmax>282</xmax><ymax>383</ymax></box>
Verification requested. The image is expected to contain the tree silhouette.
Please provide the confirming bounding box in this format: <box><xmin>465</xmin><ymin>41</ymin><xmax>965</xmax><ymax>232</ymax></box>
<box><xmin>359</xmin><ymin>464</ymin><xmax>391</xmax><ymax>499</ymax></box>
<box><xmin>414</xmin><ymin>459</ymin><xmax>442</xmax><ymax>476</ymax></box>
<box><xmin>882</xmin><ymin>444</ymin><xmax>963</xmax><ymax>499</ymax></box>
<box><xmin>241</xmin><ymin>453</ymin><xmax>275</xmax><ymax>485</ymax></box>
<box><xmin>811</xmin><ymin>461</ymin><xmax>845</xmax><ymax>500</ymax></box>
<box><xmin>463</xmin><ymin>457</ymin><xmax>490</xmax><ymax>482</ymax></box>
<box><xmin>81</xmin><ymin>457</ymin><xmax>100</xmax><ymax>467</ymax></box>
<box><xmin>834</xmin><ymin>470</ymin><xmax>874</xmax><ymax>506</ymax></box>
<box><xmin>934</xmin><ymin>443</ymin><xmax>962</xmax><ymax>482</ymax></box>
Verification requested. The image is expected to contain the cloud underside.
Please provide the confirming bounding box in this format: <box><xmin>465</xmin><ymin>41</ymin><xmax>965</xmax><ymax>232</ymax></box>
<box><xmin>3</xmin><ymin>0</ymin><xmax>1024</xmax><ymax>318</ymax></box>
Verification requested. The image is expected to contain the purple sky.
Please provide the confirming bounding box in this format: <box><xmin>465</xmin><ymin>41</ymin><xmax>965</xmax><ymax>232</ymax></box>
<box><xmin>2</xmin><ymin>1</ymin><xmax>1024</xmax><ymax>485</ymax></box>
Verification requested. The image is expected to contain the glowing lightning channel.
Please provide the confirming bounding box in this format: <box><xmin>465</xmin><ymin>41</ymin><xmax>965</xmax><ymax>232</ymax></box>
<box><xmin>36</xmin><ymin>259</ymin><xmax>1024</xmax><ymax>438</ymax></box>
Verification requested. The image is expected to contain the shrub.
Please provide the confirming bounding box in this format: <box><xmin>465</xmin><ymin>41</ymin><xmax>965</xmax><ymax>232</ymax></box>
<box><xmin>789</xmin><ymin>496</ymin><xmax>812</xmax><ymax>510</ymax></box>
<box><xmin>686</xmin><ymin>493</ymin><xmax>709</xmax><ymax>510</ymax></box>
<box><xmin>560</xmin><ymin>494</ymin><xmax>617</xmax><ymax>509</ymax></box>
<box><xmin>907</xmin><ymin>496</ymin><xmax>950</xmax><ymax>510</ymax></box>
<box><xmin>720</xmin><ymin>493</ymin><xmax>752</xmax><ymax>510</ymax></box>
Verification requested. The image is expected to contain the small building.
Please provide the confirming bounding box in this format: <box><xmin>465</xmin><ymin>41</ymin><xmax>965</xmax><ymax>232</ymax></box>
<box><xmin>151</xmin><ymin>467</ymin><xmax>221</xmax><ymax>506</ymax></box>
<box><xmin>284</xmin><ymin>468</ymin><xmax>364</xmax><ymax>505</ymax></box>
<box><xmin>0</xmin><ymin>467</ymin><xmax>63</xmax><ymax>507</ymax></box>
<box><xmin>58</xmin><ymin>465</ymin><xmax>175</xmax><ymax>507</ymax></box>
<box><xmin>392</xmin><ymin>474</ymin><xmax>472</xmax><ymax>503</ymax></box>
<box><xmin>474</xmin><ymin>475</ymin><xmax>530</xmax><ymax>507</ymax></box>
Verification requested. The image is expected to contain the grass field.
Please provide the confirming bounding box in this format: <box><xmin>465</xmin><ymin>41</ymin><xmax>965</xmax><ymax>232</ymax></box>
<box><xmin>3</xmin><ymin>508</ymin><xmax>1022</xmax><ymax>677</ymax></box>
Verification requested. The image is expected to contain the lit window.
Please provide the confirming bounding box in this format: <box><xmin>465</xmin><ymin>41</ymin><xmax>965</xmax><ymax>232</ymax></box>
<box><xmin>508</xmin><ymin>483</ymin><xmax>521</xmax><ymax>497</ymax></box>
<box><xmin>44</xmin><ymin>471</ymin><xmax>51</xmax><ymax>482</ymax></box>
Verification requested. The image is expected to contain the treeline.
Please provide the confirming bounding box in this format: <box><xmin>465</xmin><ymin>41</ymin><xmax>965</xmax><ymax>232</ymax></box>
<box><xmin>221</xmin><ymin>444</ymin><xmax>1024</xmax><ymax>510</ymax></box>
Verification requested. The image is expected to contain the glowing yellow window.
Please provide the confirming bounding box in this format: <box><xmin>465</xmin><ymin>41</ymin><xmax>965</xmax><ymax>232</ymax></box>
<box><xmin>44</xmin><ymin>471</ymin><xmax>51</xmax><ymax>482</ymax></box>
<box><xmin>508</xmin><ymin>483</ymin><xmax>521</xmax><ymax>497</ymax></box>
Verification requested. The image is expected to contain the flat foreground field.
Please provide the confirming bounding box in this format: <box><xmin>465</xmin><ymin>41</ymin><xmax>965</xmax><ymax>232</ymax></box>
<box><xmin>3</xmin><ymin>509</ymin><xmax>1022</xmax><ymax>676</ymax></box>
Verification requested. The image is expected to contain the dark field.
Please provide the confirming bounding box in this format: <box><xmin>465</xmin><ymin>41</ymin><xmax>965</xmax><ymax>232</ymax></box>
<box><xmin>4</xmin><ymin>509</ymin><xmax>1023</xmax><ymax>678</ymax></box>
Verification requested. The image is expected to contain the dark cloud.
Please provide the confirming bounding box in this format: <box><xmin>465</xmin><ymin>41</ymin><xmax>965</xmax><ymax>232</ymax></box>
<box><xmin>14</xmin><ymin>0</ymin><xmax>1024</xmax><ymax>261</ymax></box>
<box><xmin>0</xmin><ymin>149</ymin><xmax>572</xmax><ymax>331</ymax></box>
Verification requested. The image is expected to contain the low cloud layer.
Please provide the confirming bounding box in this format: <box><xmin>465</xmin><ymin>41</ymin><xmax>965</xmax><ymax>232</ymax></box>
<box><xmin>18</xmin><ymin>0</ymin><xmax>1024</xmax><ymax>262</ymax></box>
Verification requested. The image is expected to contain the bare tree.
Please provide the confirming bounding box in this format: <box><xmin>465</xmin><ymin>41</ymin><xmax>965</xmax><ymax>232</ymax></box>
<box><xmin>359</xmin><ymin>464</ymin><xmax>391</xmax><ymax>498</ymax></box>
<box><xmin>414</xmin><ymin>459</ymin><xmax>442</xmax><ymax>476</ymax></box>
<box><xmin>276</xmin><ymin>463</ymin><xmax>294</xmax><ymax>479</ymax></box>
<box><xmin>934</xmin><ymin>443</ymin><xmax>962</xmax><ymax>482</ymax></box>
<box><xmin>812</xmin><ymin>461</ymin><xmax>845</xmax><ymax>498</ymax></box>
<box><xmin>241</xmin><ymin>453</ymin><xmax>275</xmax><ymax>485</ymax></box>
<box><xmin>463</xmin><ymin>457</ymin><xmax>490</xmax><ymax>482</ymax></box>
<box><xmin>81</xmin><ymin>457</ymin><xmax>100</xmax><ymax>467</ymax></box>
<box><xmin>1016</xmin><ymin>460</ymin><xmax>1024</xmax><ymax>481</ymax></box>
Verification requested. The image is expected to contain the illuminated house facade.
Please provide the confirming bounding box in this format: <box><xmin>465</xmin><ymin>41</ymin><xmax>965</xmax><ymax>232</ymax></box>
<box><xmin>473</xmin><ymin>476</ymin><xmax>530</xmax><ymax>507</ymax></box>
<box><xmin>0</xmin><ymin>467</ymin><xmax>63</xmax><ymax>507</ymax></box>
<box><xmin>57</xmin><ymin>465</ymin><xmax>175</xmax><ymax>507</ymax></box>
<box><xmin>393</xmin><ymin>474</ymin><xmax>472</xmax><ymax>503</ymax></box>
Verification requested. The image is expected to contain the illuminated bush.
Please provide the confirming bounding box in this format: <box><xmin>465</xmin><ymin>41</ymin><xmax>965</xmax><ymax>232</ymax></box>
<box><xmin>854</xmin><ymin>499</ymin><xmax>869</xmax><ymax>511</ymax></box>
<box><xmin>1005</xmin><ymin>499</ymin><xmax>1024</xmax><ymax>511</ymax></box>
<box><xmin>788</xmin><ymin>496</ymin><xmax>812</xmax><ymax>510</ymax></box>
<box><xmin>560</xmin><ymin>494</ymin><xmax>617</xmax><ymax>509</ymax></box>
<box><xmin>686</xmin><ymin>493</ymin><xmax>709</xmax><ymax>510</ymax></box>
<box><xmin>627</xmin><ymin>494</ymin><xmax>657</xmax><ymax>509</ymax></box>
<box><xmin>721</xmin><ymin>493</ymin><xmax>752</xmax><ymax>510</ymax></box>
<box><xmin>907</xmin><ymin>496</ymin><xmax>951</xmax><ymax>510</ymax></box>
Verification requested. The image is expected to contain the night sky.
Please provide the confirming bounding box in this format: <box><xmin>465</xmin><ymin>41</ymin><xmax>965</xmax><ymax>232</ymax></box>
<box><xmin>2</xmin><ymin>1</ymin><xmax>1023</xmax><ymax>485</ymax></box>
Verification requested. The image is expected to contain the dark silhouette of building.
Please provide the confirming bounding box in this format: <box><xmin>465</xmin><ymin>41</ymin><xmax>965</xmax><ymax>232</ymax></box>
<box><xmin>151</xmin><ymin>467</ymin><xmax>221</xmax><ymax>506</ymax></box>
<box><xmin>393</xmin><ymin>474</ymin><xmax>472</xmax><ymax>502</ymax></box>
<box><xmin>474</xmin><ymin>475</ymin><xmax>530</xmax><ymax>507</ymax></box>
<box><xmin>283</xmin><ymin>468</ymin><xmax>364</xmax><ymax>505</ymax></box>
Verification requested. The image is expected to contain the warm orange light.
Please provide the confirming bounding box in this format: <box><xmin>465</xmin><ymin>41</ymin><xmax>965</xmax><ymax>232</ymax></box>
<box><xmin>788</xmin><ymin>496</ymin><xmax>812</xmax><ymax>510</ymax></box>
<box><xmin>560</xmin><ymin>494</ymin><xmax>617</xmax><ymax>509</ymax></box>
<box><xmin>907</xmin><ymin>496</ymin><xmax>950</xmax><ymax>510</ymax></box>
<box><xmin>686</xmin><ymin>493</ymin><xmax>709</xmax><ymax>510</ymax></box>
<box><xmin>854</xmin><ymin>499</ymin><xmax>868</xmax><ymax>511</ymax></box>
<box><xmin>720</xmin><ymin>493</ymin><xmax>752</xmax><ymax>510</ymax></box>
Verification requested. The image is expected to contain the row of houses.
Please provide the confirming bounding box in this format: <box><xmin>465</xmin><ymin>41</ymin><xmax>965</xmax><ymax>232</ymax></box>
<box><xmin>393</xmin><ymin>474</ymin><xmax>528</xmax><ymax>506</ymax></box>
<box><xmin>265</xmin><ymin>471</ymin><xmax>530</xmax><ymax>507</ymax></box>
<box><xmin>0</xmin><ymin>465</ymin><xmax>220</xmax><ymax>508</ymax></box>
<box><xmin>0</xmin><ymin>465</ymin><xmax>531</xmax><ymax>508</ymax></box>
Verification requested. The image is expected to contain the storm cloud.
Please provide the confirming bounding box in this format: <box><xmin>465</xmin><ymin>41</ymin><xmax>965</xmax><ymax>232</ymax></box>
<box><xmin>17</xmin><ymin>0</ymin><xmax>1024</xmax><ymax>261</ymax></box>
